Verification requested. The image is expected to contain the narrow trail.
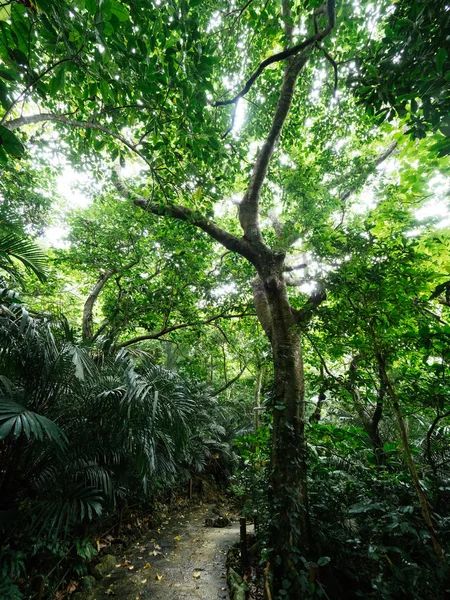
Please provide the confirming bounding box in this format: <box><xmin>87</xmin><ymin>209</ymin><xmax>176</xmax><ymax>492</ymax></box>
<box><xmin>78</xmin><ymin>504</ymin><xmax>239</xmax><ymax>600</ymax></box>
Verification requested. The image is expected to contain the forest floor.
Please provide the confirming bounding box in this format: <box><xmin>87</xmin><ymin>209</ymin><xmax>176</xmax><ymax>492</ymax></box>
<box><xmin>74</xmin><ymin>503</ymin><xmax>240</xmax><ymax>600</ymax></box>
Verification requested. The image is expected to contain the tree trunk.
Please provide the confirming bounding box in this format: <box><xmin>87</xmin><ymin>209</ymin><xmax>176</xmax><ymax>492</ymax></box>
<box><xmin>377</xmin><ymin>353</ymin><xmax>444</xmax><ymax>561</ymax></box>
<box><xmin>309</xmin><ymin>366</ymin><xmax>326</xmax><ymax>425</ymax></box>
<box><xmin>82</xmin><ymin>269</ymin><xmax>115</xmax><ymax>341</ymax></box>
<box><xmin>349</xmin><ymin>357</ymin><xmax>385</xmax><ymax>465</ymax></box>
<box><xmin>256</xmin><ymin>270</ymin><xmax>311</xmax><ymax>594</ymax></box>
<box><xmin>254</xmin><ymin>364</ymin><xmax>263</xmax><ymax>430</ymax></box>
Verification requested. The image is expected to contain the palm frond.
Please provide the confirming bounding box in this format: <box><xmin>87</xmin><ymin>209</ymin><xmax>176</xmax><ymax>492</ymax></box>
<box><xmin>0</xmin><ymin>398</ymin><xmax>67</xmax><ymax>448</ymax></box>
<box><xmin>0</xmin><ymin>230</ymin><xmax>47</xmax><ymax>282</ymax></box>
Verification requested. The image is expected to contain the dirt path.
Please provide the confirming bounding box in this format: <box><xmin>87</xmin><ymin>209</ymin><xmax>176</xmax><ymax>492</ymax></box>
<box><xmin>77</xmin><ymin>504</ymin><xmax>239</xmax><ymax>600</ymax></box>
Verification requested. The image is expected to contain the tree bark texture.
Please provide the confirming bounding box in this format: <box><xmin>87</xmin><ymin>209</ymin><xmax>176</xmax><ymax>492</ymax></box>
<box><xmin>82</xmin><ymin>269</ymin><xmax>116</xmax><ymax>341</ymax></box>
<box><xmin>254</xmin><ymin>267</ymin><xmax>311</xmax><ymax>594</ymax></box>
<box><xmin>254</xmin><ymin>364</ymin><xmax>263</xmax><ymax>430</ymax></box>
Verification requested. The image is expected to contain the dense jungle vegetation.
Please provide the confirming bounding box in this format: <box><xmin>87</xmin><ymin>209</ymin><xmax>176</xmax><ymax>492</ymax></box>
<box><xmin>0</xmin><ymin>0</ymin><xmax>449</xmax><ymax>598</ymax></box>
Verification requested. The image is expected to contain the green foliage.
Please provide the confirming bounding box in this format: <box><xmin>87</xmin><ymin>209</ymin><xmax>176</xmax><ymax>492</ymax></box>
<box><xmin>0</xmin><ymin>221</ymin><xmax>47</xmax><ymax>282</ymax></box>
<box><xmin>231</xmin><ymin>426</ymin><xmax>270</xmax><ymax>523</ymax></box>
<box><xmin>308</xmin><ymin>421</ymin><xmax>450</xmax><ymax>600</ymax></box>
<box><xmin>357</xmin><ymin>0</ymin><xmax>450</xmax><ymax>154</ymax></box>
<box><xmin>0</xmin><ymin>295</ymin><xmax>236</xmax><ymax>596</ymax></box>
<box><xmin>0</xmin><ymin>0</ymin><xmax>449</xmax><ymax>597</ymax></box>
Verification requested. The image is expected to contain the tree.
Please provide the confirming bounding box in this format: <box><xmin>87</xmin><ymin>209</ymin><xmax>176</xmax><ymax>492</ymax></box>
<box><xmin>1</xmin><ymin>0</ymin><xmax>448</xmax><ymax>593</ymax></box>
<box><xmin>356</xmin><ymin>0</ymin><xmax>450</xmax><ymax>154</ymax></box>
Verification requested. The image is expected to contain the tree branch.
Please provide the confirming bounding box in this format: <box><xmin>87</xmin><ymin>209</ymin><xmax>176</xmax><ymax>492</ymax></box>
<box><xmin>0</xmin><ymin>55</ymin><xmax>79</xmax><ymax>126</ymax></box>
<box><xmin>283</xmin><ymin>262</ymin><xmax>308</xmax><ymax>273</ymax></box>
<box><xmin>211</xmin><ymin>363</ymin><xmax>247</xmax><ymax>397</ymax></box>
<box><xmin>426</xmin><ymin>409</ymin><xmax>450</xmax><ymax>475</ymax></box>
<box><xmin>3</xmin><ymin>113</ymin><xmax>153</xmax><ymax>168</ymax></box>
<box><xmin>213</xmin><ymin>9</ymin><xmax>334</xmax><ymax>108</ymax></box>
<box><xmin>339</xmin><ymin>140</ymin><xmax>399</xmax><ymax>203</ymax></box>
<box><xmin>82</xmin><ymin>268</ymin><xmax>116</xmax><ymax>341</ymax></box>
<box><xmin>238</xmin><ymin>53</ymin><xmax>310</xmax><ymax>244</ymax></box>
<box><xmin>119</xmin><ymin>311</ymin><xmax>257</xmax><ymax>348</ymax></box>
<box><xmin>112</xmin><ymin>170</ymin><xmax>258</xmax><ymax>264</ymax></box>
<box><xmin>293</xmin><ymin>285</ymin><xmax>327</xmax><ymax>325</ymax></box>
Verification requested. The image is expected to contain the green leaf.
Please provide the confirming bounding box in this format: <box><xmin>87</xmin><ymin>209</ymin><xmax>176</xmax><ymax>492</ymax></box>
<box><xmin>10</xmin><ymin>4</ymin><xmax>30</xmax><ymax>55</ymax></box>
<box><xmin>0</xmin><ymin>399</ymin><xmax>67</xmax><ymax>448</ymax></box>
<box><xmin>0</xmin><ymin>79</ymin><xmax>10</xmax><ymax>111</ymax></box>
<box><xmin>0</xmin><ymin>5</ymin><xmax>11</xmax><ymax>21</ymax></box>
<box><xmin>436</xmin><ymin>48</ymin><xmax>447</xmax><ymax>76</ymax></box>
<box><xmin>49</xmin><ymin>63</ymin><xmax>66</xmax><ymax>95</ymax></box>
<box><xmin>99</xmin><ymin>79</ymin><xmax>110</xmax><ymax>101</ymax></box>
<box><xmin>0</xmin><ymin>67</ymin><xmax>18</xmax><ymax>82</ymax></box>
<box><xmin>439</xmin><ymin>115</ymin><xmax>450</xmax><ymax>138</ymax></box>
<box><xmin>110</xmin><ymin>0</ymin><xmax>128</xmax><ymax>22</ymax></box>
<box><xmin>85</xmin><ymin>0</ymin><xmax>97</xmax><ymax>16</ymax></box>
<box><xmin>317</xmin><ymin>556</ymin><xmax>331</xmax><ymax>567</ymax></box>
<box><xmin>0</xmin><ymin>125</ymin><xmax>25</xmax><ymax>158</ymax></box>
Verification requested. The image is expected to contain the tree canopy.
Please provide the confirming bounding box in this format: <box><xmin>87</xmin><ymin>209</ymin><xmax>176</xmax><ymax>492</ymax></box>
<box><xmin>0</xmin><ymin>1</ymin><xmax>450</xmax><ymax>599</ymax></box>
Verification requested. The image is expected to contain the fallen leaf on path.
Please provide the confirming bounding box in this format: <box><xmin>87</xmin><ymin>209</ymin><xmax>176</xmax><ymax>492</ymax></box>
<box><xmin>193</xmin><ymin>572</ymin><xmax>201</xmax><ymax>579</ymax></box>
<box><xmin>118</xmin><ymin>559</ymin><xmax>132</xmax><ymax>567</ymax></box>
<box><xmin>128</xmin><ymin>565</ymin><xmax>135</xmax><ymax>570</ymax></box>
<box><xmin>143</xmin><ymin>562</ymin><xmax>151</xmax><ymax>569</ymax></box>
<box><xmin>156</xmin><ymin>574</ymin><xmax>162</xmax><ymax>581</ymax></box>
<box><xmin>141</xmin><ymin>579</ymin><xmax>147</xmax><ymax>584</ymax></box>
<box><xmin>173</xmin><ymin>535</ymin><xmax>181</xmax><ymax>540</ymax></box>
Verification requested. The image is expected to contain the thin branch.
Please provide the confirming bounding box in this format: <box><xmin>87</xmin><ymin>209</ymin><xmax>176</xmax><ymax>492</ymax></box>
<box><xmin>119</xmin><ymin>311</ymin><xmax>256</xmax><ymax>348</ymax></box>
<box><xmin>304</xmin><ymin>332</ymin><xmax>340</xmax><ymax>381</ymax></box>
<box><xmin>4</xmin><ymin>113</ymin><xmax>153</xmax><ymax>168</ymax></box>
<box><xmin>213</xmin><ymin>12</ymin><xmax>334</xmax><ymax>108</ymax></box>
<box><xmin>0</xmin><ymin>55</ymin><xmax>79</xmax><ymax>126</ymax></box>
<box><xmin>224</xmin><ymin>0</ymin><xmax>255</xmax><ymax>19</ymax></box>
<box><xmin>338</xmin><ymin>140</ymin><xmax>399</xmax><ymax>203</ymax></box>
<box><xmin>283</xmin><ymin>262</ymin><xmax>308</xmax><ymax>272</ymax></box>
<box><xmin>319</xmin><ymin>45</ymin><xmax>338</xmax><ymax>94</ymax></box>
<box><xmin>294</xmin><ymin>285</ymin><xmax>327</xmax><ymax>325</ymax></box>
<box><xmin>211</xmin><ymin>363</ymin><xmax>247</xmax><ymax>396</ymax></box>
<box><xmin>421</xmin><ymin>306</ymin><xmax>449</xmax><ymax>327</ymax></box>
